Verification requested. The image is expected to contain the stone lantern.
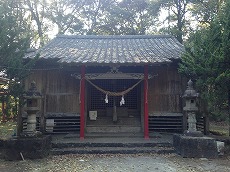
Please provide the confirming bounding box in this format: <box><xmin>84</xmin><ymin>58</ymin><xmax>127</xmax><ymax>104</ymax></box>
<box><xmin>23</xmin><ymin>81</ymin><xmax>42</xmax><ymax>137</ymax></box>
<box><xmin>182</xmin><ymin>79</ymin><xmax>201</xmax><ymax>136</ymax></box>
<box><xmin>1</xmin><ymin>83</ymin><xmax>52</xmax><ymax>161</ymax></box>
<box><xmin>173</xmin><ymin>79</ymin><xmax>221</xmax><ymax>158</ymax></box>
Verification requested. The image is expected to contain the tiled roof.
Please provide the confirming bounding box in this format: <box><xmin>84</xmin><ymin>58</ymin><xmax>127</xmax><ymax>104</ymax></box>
<box><xmin>26</xmin><ymin>35</ymin><xmax>184</xmax><ymax>64</ymax></box>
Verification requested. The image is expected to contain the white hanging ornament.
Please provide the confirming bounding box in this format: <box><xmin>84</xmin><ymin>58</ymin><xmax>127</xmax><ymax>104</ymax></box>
<box><xmin>120</xmin><ymin>95</ymin><xmax>125</xmax><ymax>106</ymax></box>
<box><xmin>105</xmin><ymin>94</ymin><xmax>108</xmax><ymax>103</ymax></box>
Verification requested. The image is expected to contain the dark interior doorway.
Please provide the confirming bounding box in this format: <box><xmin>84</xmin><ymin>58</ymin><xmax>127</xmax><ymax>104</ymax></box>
<box><xmin>87</xmin><ymin>79</ymin><xmax>141</xmax><ymax>121</ymax></box>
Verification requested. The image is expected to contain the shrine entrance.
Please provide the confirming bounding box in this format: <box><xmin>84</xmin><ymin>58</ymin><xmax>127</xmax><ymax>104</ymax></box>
<box><xmin>86</xmin><ymin>78</ymin><xmax>142</xmax><ymax>133</ymax></box>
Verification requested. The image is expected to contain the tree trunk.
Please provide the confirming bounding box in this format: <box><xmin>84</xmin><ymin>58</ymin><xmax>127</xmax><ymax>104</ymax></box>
<box><xmin>176</xmin><ymin>0</ymin><xmax>183</xmax><ymax>43</ymax></box>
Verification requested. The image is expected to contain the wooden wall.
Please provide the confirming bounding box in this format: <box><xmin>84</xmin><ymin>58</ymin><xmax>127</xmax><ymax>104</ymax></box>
<box><xmin>25</xmin><ymin>69</ymin><xmax>80</xmax><ymax>115</ymax></box>
<box><xmin>148</xmin><ymin>64</ymin><xmax>187</xmax><ymax>114</ymax></box>
<box><xmin>24</xmin><ymin>64</ymin><xmax>186</xmax><ymax>116</ymax></box>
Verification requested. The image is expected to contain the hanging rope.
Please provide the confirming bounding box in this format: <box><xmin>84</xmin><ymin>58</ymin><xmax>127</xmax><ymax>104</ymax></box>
<box><xmin>85</xmin><ymin>78</ymin><xmax>143</xmax><ymax>97</ymax></box>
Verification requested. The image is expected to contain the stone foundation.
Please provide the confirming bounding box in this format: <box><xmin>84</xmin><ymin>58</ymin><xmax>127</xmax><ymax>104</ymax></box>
<box><xmin>0</xmin><ymin>135</ymin><xmax>51</xmax><ymax>160</ymax></box>
<box><xmin>173</xmin><ymin>134</ymin><xmax>218</xmax><ymax>158</ymax></box>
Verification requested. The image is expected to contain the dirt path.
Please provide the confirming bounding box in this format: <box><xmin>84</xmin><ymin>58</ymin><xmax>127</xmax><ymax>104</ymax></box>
<box><xmin>1</xmin><ymin>153</ymin><xmax>230</xmax><ymax>172</ymax></box>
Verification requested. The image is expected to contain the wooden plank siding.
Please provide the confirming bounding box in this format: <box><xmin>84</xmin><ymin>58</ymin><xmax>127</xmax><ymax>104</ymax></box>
<box><xmin>24</xmin><ymin>69</ymin><xmax>81</xmax><ymax>115</ymax></box>
<box><xmin>24</xmin><ymin>65</ymin><xmax>186</xmax><ymax>116</ymax></box>
<box><xmin>148</xmin><ymin>64</ymin><xmax>187</xmax><ymax>114</ymax></box>
<box><xmin>22</xmin><ymin>64</ymin><xmax>189</xmax><ymax>134</ymax></box>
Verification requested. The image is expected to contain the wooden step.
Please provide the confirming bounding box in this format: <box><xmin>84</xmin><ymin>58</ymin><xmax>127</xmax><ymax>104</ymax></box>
<box><xmin>85</xmin><ymin>132</ymin><xmax>143</xmax><ymax>138</ymax></box>
<box><xmin>87</xmin><ymin>116</ymin><xmax>141</xmax><ymax>126</ymax></box>
<box><xmin>86</xmin><ymin>126</ymin><xmax>141</xmax><ymax>133</ymax></box>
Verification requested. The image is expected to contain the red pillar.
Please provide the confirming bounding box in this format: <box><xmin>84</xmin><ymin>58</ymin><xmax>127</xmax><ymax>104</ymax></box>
<box><xmin>80</xmin><ymin>65</ymin><xmax>86</xmax><ymax>140</ymax></box>
<box><xmin>144</xmin><ymin>65</ymin><xmax>149</xmax><ymax>139</ymax></box>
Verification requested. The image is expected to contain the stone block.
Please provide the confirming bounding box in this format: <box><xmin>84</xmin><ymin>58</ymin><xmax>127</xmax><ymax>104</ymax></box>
<box><xmin>173</xmin><ymin>134</ymin><xmax>218</xmax><ymax>158</ymax></box>
<box><xmin>0</xmin><ymin>135</ymin><xmax>52</xmax><ymax>160</ymax></box>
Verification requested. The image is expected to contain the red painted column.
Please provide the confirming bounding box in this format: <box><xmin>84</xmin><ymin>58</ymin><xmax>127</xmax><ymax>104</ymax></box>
<box><xmin>80</xmin><ymin>65</ymin><xmax>86</xmax><ymax>140</ymax></box>
<box><xmin>144</xmin><ymin>65</ymin><xmax>149</xmax><ymax>139</ymax></box>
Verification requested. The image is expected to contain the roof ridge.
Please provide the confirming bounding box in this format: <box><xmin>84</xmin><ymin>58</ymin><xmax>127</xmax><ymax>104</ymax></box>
<box><xmin>56</xmin><ymin>34</ymin><xmax>173</xmax><ymax>39</ymax></box>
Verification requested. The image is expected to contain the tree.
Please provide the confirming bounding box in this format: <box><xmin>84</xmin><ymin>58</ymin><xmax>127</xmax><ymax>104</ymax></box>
<box><xmin>0</xmin><ymin>0</ymin><xmax>32</xmax><ymax>76</ymax></box>
<box><xmin>89</xmin><ymin>0</ymin><xmax>161</xmax><ymax>35</ymax></box>
<box><xmin>44</xmin><ymin>0</ymin><xmax>161</xmax><ymax>35</ymax></box>
<box><xmin>159</xmin><ymin>0</ymin><xmax>197</xmax><ymax>43</ymax></box>
<box><xmin>179</xmin><ymin>0</ymin><xmax>230</xmax><ymax>123</ymax></box>
<box><xmin>191</xmin><ymin>0</ymin><xmax>224</xmax><ymax>26</ymax></box>
<box><xmin>45</xmin><ymin>0</ymin><xmax>85</xmax><ymax>34</ymax></box>
<box><xmin>23</xmin><ymin>0</ymin><xmax>50</xmax><ymax>47</ymax></box>
<box><xmin>80</xmin><ymin>0</ymin><xmax>116</xmax><ymax>35</ymax></box>
<box><xmin>0</xmin><ymin>0</ymin><xmax>35</xmax><ymax>119</ymax></box>
<box><xmin>158</xmin><ymin>0</ymin><xmax>226</xmax><ymax>43</ymax></box>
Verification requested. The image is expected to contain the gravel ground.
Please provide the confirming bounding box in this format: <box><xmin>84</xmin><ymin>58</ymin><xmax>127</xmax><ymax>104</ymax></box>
<box><xmin>0</xmin><ymin>153</ymin><xmax>230</xmax><ymax>172</ymax></box>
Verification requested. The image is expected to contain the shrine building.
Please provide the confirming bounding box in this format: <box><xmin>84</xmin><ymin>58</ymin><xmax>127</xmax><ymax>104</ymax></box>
<box><xmin>22</xmin><ymin>35</ymin><xmax>186</xmax><ymax>139</ymax></box>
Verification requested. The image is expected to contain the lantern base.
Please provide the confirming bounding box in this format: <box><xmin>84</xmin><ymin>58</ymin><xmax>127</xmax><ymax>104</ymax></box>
<box><xmin>184</xmin><ymin>130</ymin><xmax>203</xmax><ymax>137</ymax></box>
<box><xmin>21</xmin><ymin>131</ymin><xmax>42</xmax><ymax>138</ymax></box>
<box><xmin>173</xmin><ymin>134</ymin><xmax>218</xmax><ymax>158</ymax></box>
<box><xmin>0</xmin><ymin>135</ymin><xmax>51</xmax><ymax>160</ymax></box>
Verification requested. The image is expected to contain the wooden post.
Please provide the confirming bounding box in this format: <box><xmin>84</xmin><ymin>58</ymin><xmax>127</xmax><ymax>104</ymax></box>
<box><xmin>144</xmin><ymin>65</ymin><xmax>149</xmax><ymax>139</ymax></box>
<box><xmin>80</xmin><ymin>65</ymin><xmax>86</xmax><ymax>140</ymax></box>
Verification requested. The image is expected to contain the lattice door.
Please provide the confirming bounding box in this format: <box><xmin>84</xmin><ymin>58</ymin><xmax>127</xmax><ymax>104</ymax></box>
<box><xmin>88</xmin><ymin>79</ymin><xmax>141</xmax><ymax>114</ymax></box>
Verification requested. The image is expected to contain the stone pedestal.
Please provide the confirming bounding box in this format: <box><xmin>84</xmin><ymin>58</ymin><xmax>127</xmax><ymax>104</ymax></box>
<box><xmin>187</xmin><ymin>112</ymin><xmax>196</xmax><ymax>131</ymax></box>
<box><xmin>26</xmin><ymin>113</ymin><xmax>37</xmax><ymax>132</ymax></box>
<box><xmin>173</xmin><ymin>134</ymin><xmax>218</xmax><ymax>158</ymax></box>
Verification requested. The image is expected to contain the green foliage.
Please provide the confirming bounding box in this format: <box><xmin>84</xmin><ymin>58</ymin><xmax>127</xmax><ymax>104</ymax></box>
<box><xmin>94</xmin><ymin>0</ymin><xmax>161</xmax><ymax>35</ymax></box>
<box><xmin>158</xmin><ymin>0</ymin><xmax>197</xmax><ymax>43</ymax></box>
<box><xmin>27</xmin><ymin>0</ymin><xmax>162</xmax><ymax>36</ymax></box>
<box><xmin>0</xmin><ymin>121</ymin><xmax>16</xmax><ymax>139</ymax></box>
<box><xmin>210</xmin><ymin>110</ymin><xmax>228</xmax><ymax>122</ymax></box>
<box><xmin>75</xmin><ymin>0</ymin><xmax>162</xmax><ymax>35</ymax></box>
<box><xmin>191</xmin><ymin>0</ymin><xmax>224</xmax><ymax>25</ymax></box>
<box><xmin>44</xmin><ymin>0</ymin><xmax>84</xmax><ymax>34</ymax></box>
<box><xmin>0</xmin><ymin>0</ymin><xmax>32</xmax><ymax>71</ymax></box>
<box><xmin>158</xmin><ymin>0</ymin><xmax>225</xmax><ymax>43</ymax></box>
<box><xmin>0</xmin><ymin>0</ymin><xmax>37</xmax><ymax>118</ymax></box>
<box><xmin>179</xmin><ymin>0</ymin><xmax>230</xmax><ymax>119</ymax></box>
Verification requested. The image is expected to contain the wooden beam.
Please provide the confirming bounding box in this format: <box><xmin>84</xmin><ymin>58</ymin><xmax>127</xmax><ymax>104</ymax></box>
<box><xmin>80</xmin><ymin>65</ymin><xmax>86</xmax><ymax>139</ymax></box>
<box><xmin>144</xmin><ymin>65</ymin><xmax>149</xmax><ymax>139</ymax></box>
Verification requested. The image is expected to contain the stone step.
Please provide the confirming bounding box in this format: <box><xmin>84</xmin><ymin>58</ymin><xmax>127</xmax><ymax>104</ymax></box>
<box><xmin>51</xmin><ymin>133</ymin><xmax>174</xmax><ymax>155</ymax></box>
<box><xmin>51</xmin><ymin>146</ymin><xmax>175</xmax><ymax>155</ymax></box>
<box><xmin>58</xmin><ymin>132</ymin><xmax>165</xmax><ymax>139</ymax></box>
<box><xmin>52</xmin><ymin>141</ymin><xmax>172</xmax><ymax>149</ymax></box>
<box><xmin>86</xmin><ymin>126</ymin><xmax>141</xmax><ymax>133</ymax></box>
<box><xmin>85</xmin><ymin>132</ymin><xmax>144</xmax><ymax>138</ymax></box>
